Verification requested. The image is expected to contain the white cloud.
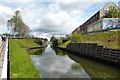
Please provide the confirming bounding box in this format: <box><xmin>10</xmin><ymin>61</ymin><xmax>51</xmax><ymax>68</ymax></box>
<box><xmin>2</xmin><ymin>0</ymin><xmax>114</xmax><ymax>2</ymax></box>
<box><xmin>15</xmin><ymin>7</ymin><xmax>22</xmax><ymax>11</ymax></box>
<box><xmin>58</xmin><ymin>2</ymin><xmax>93</xmax><ymax>11</ymax></box>
<box><xmin>1</xmin><ymin>0</ymin><xmax>37</xmax><ymax>2</ymax></box>
<box><xmin>0</xmin><ymin>24</ymin><xmax>8</xmax><ymax>34</ymax></box>
<box><xmin>1</xmin><ymin>0</ymin><xmax>113</xmax><ymax>39</ymax></box>
<box><xmin>0</xmin><ymin>1</ymin><xmax>92</xmax><ymax>38</ymax></box>
<box><xmin>0</xmin><ymin>6</ymin><xmax>13</xmax><ymax>15</ymax></box>
<box><xmin>0</xmin><ymin>5</ymin><xmax>14</xmax><ymax>21</ymax></box>
<box><xmin>0</xmin><ymin>5</ymin><xmax>14</xmax><ymax>33</ymax></box>
<box><xmin>21</xmin><ymin>8</ymin><xmax>43</xmax><ymax>29</ymax></box>
<box><xmin>33</xmin><ymin>2</ymin><xmax>89</xmax><ymax>36</ymax></box>
<box><xmin>34</xmin><ymin>7</ymin><xmax>78</xmax><ymax>33</ymax></box>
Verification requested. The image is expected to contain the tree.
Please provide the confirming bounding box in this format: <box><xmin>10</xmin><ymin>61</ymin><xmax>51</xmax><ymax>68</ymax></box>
<box><xmin>57</xmin><ymin>39</ymin><xmax>63</xmax><ymax>45</ymax></box>
<box><xmin>71</xmin><ymin>34</ymin><xmax>82</xmax><ymax>43</ymax></box>
<box><xmin>103</xmin><ymin>7</ymin><xmax>120</xmax><ymax>18</ymax></box>
<box><xmin>50</xmin><ymin>36</ymin><xmax>56</xmax><ymax>42</ymax></box>
<box><xmin>7</xmin><ymin>10</ymin><xmax>30</xmax><ymax>37</ymax></box>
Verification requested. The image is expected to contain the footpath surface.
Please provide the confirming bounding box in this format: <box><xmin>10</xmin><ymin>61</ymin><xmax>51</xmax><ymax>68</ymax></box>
<box><xmin>0</xmin><ymin>41</ymin><xmax>6</xmax><ymax>79</ymax></box>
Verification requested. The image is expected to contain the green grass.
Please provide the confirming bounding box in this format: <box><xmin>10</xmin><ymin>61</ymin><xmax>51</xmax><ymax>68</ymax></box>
<box><xmin>81</xmin><ymin>30</ymin><xmax>120</xmax><ymax>49</ymax></box>
<box><xmin>28</xmin><ymin>48</ymin><xmax>40</xmax><ymax>55</ymax></box>
<box><xmin>59</xmin><ymin>40</ymin><xmax>71</xmax><ymax>48</ymax></box>
<box><xmin>60</xmin><ymin>30</ymin><xmax>120</xmax><ymax>49</ymax></box>
<box><xmin>9</xmin><ymin>39</ymin><xmax>40</xmax><ymax>78</ymax></box>
<box><xmin>15</xmin><ymin>39</ymin><xmax>40</xmax><ymax>48</ymax></box>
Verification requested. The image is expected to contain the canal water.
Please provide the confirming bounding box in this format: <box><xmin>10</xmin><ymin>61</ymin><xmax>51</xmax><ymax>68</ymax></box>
<box><xmin>29</xmin><ymin>44</ymin><xmax>120</xmax><ymax>78</ymax></box>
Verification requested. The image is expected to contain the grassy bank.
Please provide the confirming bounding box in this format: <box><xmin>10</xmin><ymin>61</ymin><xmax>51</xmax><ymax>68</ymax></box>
<box><xmin>60</xmin><ymin>30</ymin><xmax>120</xmax><ymax>49</ymax></box>
<box><xmin>9</xmin><ymin>39</ymin><xmax>40</xmax><ymax>78</ymax></box>
<box><xmin>15</xmin><ymin>39</ymin><xmax>40</xmax><ymax>48</ymax></box>
<box><xmin>80</xmin><ymin>30</ymin><xmax>120</xmax><ymax>49</ymax></box>
<box><xmin>59</xmin><ymin>40</ymin><xmax>71</xmax><ymax>48</ymax></box>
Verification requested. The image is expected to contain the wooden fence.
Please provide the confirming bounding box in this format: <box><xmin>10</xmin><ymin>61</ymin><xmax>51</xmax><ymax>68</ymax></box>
<box><xmin>66</xmin><ymin>43</ymin><xmax>120</xmax><ymax>64</ymax></box>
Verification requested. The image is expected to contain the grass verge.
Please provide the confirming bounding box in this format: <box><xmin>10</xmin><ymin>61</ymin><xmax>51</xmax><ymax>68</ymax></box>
<box><xmin>9</xmin><ymin>39</ymin><xmax>40</xmax><ymax>78</ymax></box>
<box><xmin>59</xmin><ymin>40</ymin><xmax>71</xmax><ymax>48</ymax></box>
<box><xmin>15</xmin><ymin>39</ymin><xmax>40</xmax><ymax>48</ymax></box>
<box><xmin>81</xmin><ymin>30</ymin><xmax>120</xmax><ymax>49</ymax></box>
<box><xmin>60</xmin><ymin>30</ymin><xmax>120</xmax><ymax>49</ymax></box>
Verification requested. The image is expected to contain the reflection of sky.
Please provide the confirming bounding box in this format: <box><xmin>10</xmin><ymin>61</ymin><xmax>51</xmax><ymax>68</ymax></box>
<box><xmin>30</xmin><ymin>45</ymin><xmax>91</xmax><ymax>78</ymax></box>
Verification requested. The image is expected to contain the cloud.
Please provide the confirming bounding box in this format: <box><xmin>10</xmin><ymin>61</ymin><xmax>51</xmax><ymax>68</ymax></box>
<box><xmin>0</xmin><ymin>24</ymin><xmax>8</xmax><ymax>34</ymax></box>
<box><xmin>21</xmin><ymin>6</ymin><xmax>43</xmax><ymax>30</ymax></box>
<box><xmin>1</xmin><ymin>0</ymin><xmax>115</xmax><ymax>39</ymax></box>
<box><xmin>0</xmin><ymin>5</ymin><xmax>14</xmax><ymax>22</ymax></box>
<box><xmin>2</xmin><ymin>0</ymin><xmax>115</xmax><ymax>2</ymax></box>
<box><xmin>58</xmin><ymin>2</ymin><xmax>93</xmax><ymax>11</ymax></box>
<box><xmin>33</xmin><ymin>2</ymin><xmax>89</xmax><ymax>36</ymax></box>
<box><xmin>34</xmin><ymin>10</ymin><xmax>76</xmax><ymax>34</ymax></box>
<box><xmin>0</xmin><ymin>6</ymin><xmax>13</xmax><ymax>15</ymax></box>
<box><xmin>0</xmin><ymin>1</ymin><xmax>96</xmax><ymax>38</ymax></box>
<box><xmin>0</xmin><ymin>4</ymin><xmax>15</xmax><ymax>33</ymax></box>
<box><xmin>1</xmin><ymin>0</ymin><xmax>38</xmax><ymax>2</ymax></box>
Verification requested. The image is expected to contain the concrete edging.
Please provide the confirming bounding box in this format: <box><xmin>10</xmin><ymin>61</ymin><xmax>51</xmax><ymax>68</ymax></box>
<box><xmin>1</xmin><ymin>39</ymin><xmax>8</xmax><ymax>79</ymax></box>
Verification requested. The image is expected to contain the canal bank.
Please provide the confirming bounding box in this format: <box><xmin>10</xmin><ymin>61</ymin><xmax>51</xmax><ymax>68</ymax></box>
<box><xmin>57</xmin><ymin>43</ymin><xmax>120</xmax><ymax>67</ymax></box>
<box><xmin>9</xmin><ymin>39</ymin><xmax>40</xmax><ymax>78</ymax></box>
<box><xmin>29</xmin><ymin>44</ymin><xmax>120</xmax><ymax>78</ymax></box>
<box><xmin>56</xmin><ymin>30</ymin><xmax>120</xmax><ymax>67</ymax></box>
<box><xmin>59</xmin><ymin>30</ymin><xmax>120</xmax><ymax>49</ymax></box>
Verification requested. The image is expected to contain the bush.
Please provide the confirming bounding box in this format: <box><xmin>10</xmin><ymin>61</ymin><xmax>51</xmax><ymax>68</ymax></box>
<box><xmin>59</xmin><ymin>40</ymin><xmax>71</xmax><ymax>48</ymax></box>
<box><xmin>71</xmin><ymin>34</ymin><xmax>83</xmax><ymax>43</ymax></box>
<box><xmin>57</xmin><ymin>39</ymin><xmax>63</xmax><ymax>45</ymax></box>
<box><xmin>50</xmin><ymin>36</ymin><xmax>56</xmax><ymax>42</ymax></box>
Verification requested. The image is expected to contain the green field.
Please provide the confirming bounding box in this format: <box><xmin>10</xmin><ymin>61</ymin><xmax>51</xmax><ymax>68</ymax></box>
<box><xmin>9</xmin><ymin>39</ymin><xmax>40</xmax><ymax>78</ymax></box>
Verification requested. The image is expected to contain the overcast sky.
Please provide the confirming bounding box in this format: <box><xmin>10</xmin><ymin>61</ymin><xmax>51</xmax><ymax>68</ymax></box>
<box><xmin>0</xmin><ymin>0</ymin><xmax>119</xmax><ymax>40</ymax></box>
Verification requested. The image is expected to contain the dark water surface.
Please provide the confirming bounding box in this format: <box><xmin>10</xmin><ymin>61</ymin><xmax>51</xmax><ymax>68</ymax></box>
<box><xmin>29</xmin><ymin>44</ymin><xmax>120</xmax><ymax>78</ymax></box>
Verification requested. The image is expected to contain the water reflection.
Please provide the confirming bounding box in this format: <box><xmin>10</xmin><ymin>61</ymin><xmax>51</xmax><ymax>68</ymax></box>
<box><xmin>52</xmin><ymin>48</ymin><xmax>120</xmax><ymax>78</ymax></box>
<box><xmin>51</xmin><ymin>45</ymin><xmax>66</xmax><ymax>56</ymax></box>
<box><xmin>29</xmin><ymin>46</ymin><xmax>47</xmax><ymax>55</ymax></box>
<box><xmin>67</xmin><ymin>53</ymin><xmax>120</xmax><ymax>78</ymax></box>
<box><xmin>53</xmin><ymin>50</ymin><xmax>120</xmax><ymax>78</ymax></box>
<box><xmin>30</xmin><ymin>44</ymin><xmax>120</xmax><ymax>78</ymax></box>
<box><xmin>30</xmin><ymin>45</ymin><xmax>90</xmax><ymax>78</ymax></box>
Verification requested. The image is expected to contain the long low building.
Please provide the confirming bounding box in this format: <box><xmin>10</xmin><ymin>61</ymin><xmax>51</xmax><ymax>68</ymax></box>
<box><xmin>72</xmin><ymin>1</ymin><xmax>120</xmax><ymax>34</ymax></box>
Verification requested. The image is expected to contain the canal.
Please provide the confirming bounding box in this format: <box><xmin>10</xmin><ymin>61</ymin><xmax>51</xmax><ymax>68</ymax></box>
<box><xmin>29</xmin><ymin>44</ymin><xmax>120</xmax><ymax>78</ymax></box>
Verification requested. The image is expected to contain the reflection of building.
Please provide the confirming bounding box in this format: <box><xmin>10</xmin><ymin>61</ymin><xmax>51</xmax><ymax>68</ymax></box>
<box><xmin>72</xmin><ymin>1</ymin><xmax>120</xmax><ymax>34</ymax></box>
